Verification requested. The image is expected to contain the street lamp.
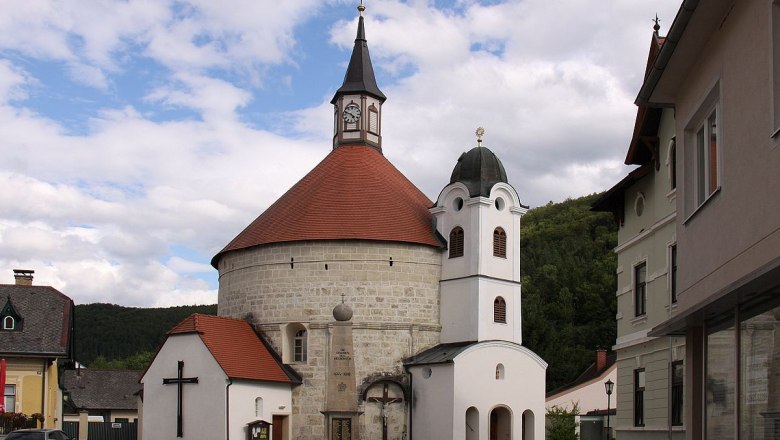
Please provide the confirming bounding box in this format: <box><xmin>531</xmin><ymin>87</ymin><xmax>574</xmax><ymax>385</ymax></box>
<box><xmin>605</xmin><ymin>379</ymin><xmax>614</xmax><ymax>440</ymax></box>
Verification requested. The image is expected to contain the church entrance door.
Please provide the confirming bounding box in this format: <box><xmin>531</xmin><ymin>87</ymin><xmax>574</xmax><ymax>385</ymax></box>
<box><xmin>272</xmin><ymin>415</ymin><xmax>286</xmax><ymax>440</ymax></box>
<box><xmin>489</xmin><ymin>406</ymin><xmax>512</xmax><ymax>440</ymax></box>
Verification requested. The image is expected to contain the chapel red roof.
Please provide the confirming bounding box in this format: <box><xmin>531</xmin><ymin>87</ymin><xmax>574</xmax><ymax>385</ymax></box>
<box><xmin>168</xmin><ymin>314</ymin><xmax>294</xmax><ymax>383</ymax></box>
<box><xmin>212</xmin><ymin>145</ymin><xmax>442</xmax><ymax>267</ymax></box>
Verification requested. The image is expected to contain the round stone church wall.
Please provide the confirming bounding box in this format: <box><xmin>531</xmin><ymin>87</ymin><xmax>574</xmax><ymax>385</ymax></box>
<box><xmin>217</xmin><ymin>239</ymin><xmax>443</xmax><ymax>439</ymax></box>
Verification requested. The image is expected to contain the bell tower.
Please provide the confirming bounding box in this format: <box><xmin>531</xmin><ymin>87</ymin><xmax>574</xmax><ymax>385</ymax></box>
<box><xmin>431</xmin><ymin>128</ymin><xmax>528</xmax><ymax>344</ymax></box>
<box><xmin>331</xmin><ymin>2</ymin><xmax>386</xmax><ymax>153</ymax></box>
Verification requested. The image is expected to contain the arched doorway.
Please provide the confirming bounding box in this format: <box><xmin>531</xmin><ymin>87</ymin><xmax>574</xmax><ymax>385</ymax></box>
<box><xmin>489</xmin><ymin>406</ymin><xmax>512</xmax><ymax>440</ymax></box>
<box><xmin>466</xmin><ymin>407</ymin><xmax>479</xmax><ymax>440</ymax></box>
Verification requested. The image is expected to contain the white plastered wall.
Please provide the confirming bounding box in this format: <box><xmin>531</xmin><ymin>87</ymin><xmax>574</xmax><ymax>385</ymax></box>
<box><xmin>141</xmin><ymin>334</ymin><xmax>227</xmax><ymax>440</ymax></box>
<box><xmin>228</xmin><ymin>380</ymin><xmax>292</xmax><ymax>440</ymax></box>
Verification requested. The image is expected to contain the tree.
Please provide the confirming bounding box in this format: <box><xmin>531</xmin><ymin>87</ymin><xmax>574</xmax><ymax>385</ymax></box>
<box><xmin>546</xmin><ymin>403</ymin><xmax>580</xmax><ymax>440</ymax></box>
<box><xmin>521</xmin><ymin>194</ymin><xmax>618</xmax><ymax>391</ymax></box>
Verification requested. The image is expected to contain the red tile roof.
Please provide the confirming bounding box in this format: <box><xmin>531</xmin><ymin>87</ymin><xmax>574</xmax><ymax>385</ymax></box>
<box><xmin>168</xmin><ymin>314</ymin><xmax>293</xmax><ymax>383</ymax></box>
<box><xmin>212</xmin><ymin>145</ymin><xmax>442</xmax><ymax>266</ymax></box>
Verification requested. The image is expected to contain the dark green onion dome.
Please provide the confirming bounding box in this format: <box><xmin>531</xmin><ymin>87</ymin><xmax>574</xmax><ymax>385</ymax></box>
<box><xmin>449</xmin><ymin>146</ymin><xmax>508</xmax><ymax>198</ymax></box>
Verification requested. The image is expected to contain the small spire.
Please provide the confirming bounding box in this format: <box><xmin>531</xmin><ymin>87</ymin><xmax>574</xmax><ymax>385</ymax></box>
<box><xmin>358</xmin><ymin>0</ymin><xmax>365</xmax><ymax>17</ymax></box>
<box><xmin>341</xmin><ymin>293</ymin><xmax>346</xmax><ymax>304</ymax></box>
<box><xmin>476</xmin><ymin>127</ymin><xmax>485</xmax><ymax>147</ymax></box>
<box><xmin>653</xmin><ymin>14</ymin><xmax>661</xmax><ymax>33</ymax></box>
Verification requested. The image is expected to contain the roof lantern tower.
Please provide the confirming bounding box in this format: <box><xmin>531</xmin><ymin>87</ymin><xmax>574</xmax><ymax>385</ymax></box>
<box><xmin>331</xmin><ymin>1</ymin><xmax>386</xmax><ymax>153</ymax></box>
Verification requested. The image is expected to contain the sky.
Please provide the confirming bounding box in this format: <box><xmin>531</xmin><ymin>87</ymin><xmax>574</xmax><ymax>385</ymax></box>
<box><xmin>0</xmin><ymin>0</ymin><xmax>682</xmax><ymax>307</ymax></box>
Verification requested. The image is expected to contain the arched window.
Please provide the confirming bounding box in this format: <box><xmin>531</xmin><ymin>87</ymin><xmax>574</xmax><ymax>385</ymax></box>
<box><xmin>493</xmin><ymin>227</ymin><xmax>506</xmax><ymax>258</ymax></box>
<box><xmin>495</xmin><ymin>363</ymin><xmax>505</xmax><ymax>380</ymax></box>
<box><xmin>494</xmin><ymin>297</ymin><xmax>506</xmax><ymax>323</ymax></box>
<box><xmin>3</xmin><ymin>316</ymin><xmax>14</xmax><ymax>330</ymax></box>
<box><xmin>255</xmin><ymin>397</ymin><xmax>263</xmax><ymax>418</ymax></box>
<box><xmin>466</xmin><ymin>407</ymin><xmax>479</xmax><ymax>440</ymax></box>
<box><xmin>449</xmin><ymin>227</ymin><xmax>464</xmax><ymax>258</ymax></box>
<box><xmin>294</xmin><ymin>329</ymin><xmax>308</xmax><ymax>362</ymax></box>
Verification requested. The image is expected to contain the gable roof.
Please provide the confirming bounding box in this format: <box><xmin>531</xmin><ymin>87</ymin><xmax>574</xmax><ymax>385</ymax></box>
<box><xmin>61</xmin><ymin>369</ymin><xmax>142</xmax><ymax>411</ymax></box>
<box><xmin>212</xmin><ymin>145</ymin><xmax>442</xmax><ymax>267</ymax></box>
<box><xmin>546</xmin><ymin>353</ymin><xmax>616</xmax><ymax>398</ymax></box>
<box><xmin>625</xmin><ymin>33</ymin><xmax>666</xmax><ymax>166</ymax></box>
<box><xmin>0</xmin><ymin>284</ymin><xmax>73</xmax><ymax>357</ymax></box>
<box><xmin>167</xmin><ymin>314</ymin><xmax>297</xmax><ymax>384</ymax></box>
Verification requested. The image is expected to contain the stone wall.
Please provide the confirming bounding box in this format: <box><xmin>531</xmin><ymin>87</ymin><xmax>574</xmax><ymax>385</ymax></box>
<box><xmin>217</xmin><ymin>240</ymin><xmax>443</xmax><ymax>439</ymax></box>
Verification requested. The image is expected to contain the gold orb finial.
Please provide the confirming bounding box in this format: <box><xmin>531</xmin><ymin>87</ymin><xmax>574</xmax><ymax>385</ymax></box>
<box><xmin>476</xmin><ymin>127</ymin><xmax>485</xmax><ymax>147</ymax></box>
<box><xmin>358</xmin><ymin>0</ymin><xmax>365</xmax><ymax>16</ymax></box>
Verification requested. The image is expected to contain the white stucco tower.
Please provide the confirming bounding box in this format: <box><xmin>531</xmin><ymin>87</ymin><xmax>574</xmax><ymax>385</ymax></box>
<box><xmin>431</xmin><ymin>132</ymin><xmax>528</xmax><ymax>344</ymax></box>
<box><xmin>404</xmin><ymin>132</ymin><xmax>545</xmax><ymax>440</ymax></box>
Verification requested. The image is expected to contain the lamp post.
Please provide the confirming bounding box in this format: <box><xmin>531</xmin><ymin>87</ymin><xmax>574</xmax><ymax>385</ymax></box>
<box><xmin>605</xmin><ymin>379</ymin><xmax>614</xmax><ymax>440</ymax></box>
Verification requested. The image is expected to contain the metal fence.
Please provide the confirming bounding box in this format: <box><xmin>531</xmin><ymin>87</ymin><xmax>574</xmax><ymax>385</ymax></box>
<box><xmin>62</xmin><ymin>421</ymin><xmax>137</xmax><ymax>440</ymax></box>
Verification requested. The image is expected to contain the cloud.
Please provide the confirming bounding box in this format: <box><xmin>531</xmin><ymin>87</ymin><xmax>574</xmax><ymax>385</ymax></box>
<box><xmin>0</xmin><ymin>0</ymin><xmax>683</xmax><ymax>307</ymax></box>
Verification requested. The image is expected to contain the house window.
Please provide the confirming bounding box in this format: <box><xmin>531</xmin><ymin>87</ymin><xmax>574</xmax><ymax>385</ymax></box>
<box><xmin>449</xmin><ymin>227</ymin><xmax>464</xmax><ymax>258</ymax></box>
<box><xmin>635</xmin><ymin>262</ymin><xmax>647</xmax><ymax>316</ymax></box>
<box><xmin>4</xmin><ymin>384</ymin><xmax>15</xmax><ymax>413</ymax></box>
<box><xmin>706</xmin><ymin>319</ymin><xmax>735</xmax><ymax>438</ymax></box>
<box><xmin>634</xmin><ymin>369</ymin><xmax>645</xmax><ymax>427</ymax></box>
<box><xmin>670</xmin><ymin>245</ymin><xmax>678</xmax><ymax>304</ymax></box>
<box><xmin>493</xmin><ymin>228</ymin><xmax>506</xmax><ymax>258</ymax></box>
<box><xmin>671</xmin><ymin>361</ymin><xmax>684</xmax><ymax>426</ymax></box>
<box><xmin>255</xmin><ymin>397</ymin><xmax>263</xmax><ymax>418</ymax></box>
<box><xmin>294</xmin><ymin>329</ymin><xmax>307</xmax><ymax>363</ymax></box>
<box><xmin>493</xmin><ymin>297</ymin><xmax>506</xmax><ymax>323</ymax></box>
<box><xmin>695</xmin><ymin>108</ymin><xmax>719</xmax><ymax>205</ymax></box>
<box><xmin>3</xmin><ymin>316</ymin><xmax>14</xmax><ymax>330</ymax></box>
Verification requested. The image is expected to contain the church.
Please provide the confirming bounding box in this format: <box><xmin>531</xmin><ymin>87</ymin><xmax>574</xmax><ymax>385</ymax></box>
<box><xmin>142</xmin><ymin>4</ymin><xmax>546</xmax><ymax>440</ymax></box>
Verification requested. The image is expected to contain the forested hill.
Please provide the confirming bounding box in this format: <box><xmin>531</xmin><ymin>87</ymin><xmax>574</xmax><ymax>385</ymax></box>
<box><xmin>521</xmin><ymin>193</ymin><xmax>618</xmax><ymax>391</ymax></box>
<box><xmin>74</xmin><ymin>303</ymin><xmax>217</xmax><ymax>367</ymax></box>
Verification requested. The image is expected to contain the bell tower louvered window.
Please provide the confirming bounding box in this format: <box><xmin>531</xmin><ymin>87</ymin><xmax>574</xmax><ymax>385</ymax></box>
<box><xmin>449</xmin><ymin>227</ymin><xmax>464</xmax><ymax>258</ymax></box>
<box><xmin>493</xmin><ymin>227</ymin><xmax>506</xmax><ymax>258</ymax></box>
<box><xmin>494</xmin><ymin>297</ymin><xmax>506</xmax><ymax>323</ymax></box>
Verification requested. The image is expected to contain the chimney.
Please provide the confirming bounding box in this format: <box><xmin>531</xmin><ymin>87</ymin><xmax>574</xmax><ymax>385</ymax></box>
<box><xmin>596</xmin><ymin>348</ymin><xmax>607</xmax><ymax>372</ymax></box>
<box><xmin>13</xmin><ymin>269</ymin><xmax>34</xmax><ymax>286</ymax></box>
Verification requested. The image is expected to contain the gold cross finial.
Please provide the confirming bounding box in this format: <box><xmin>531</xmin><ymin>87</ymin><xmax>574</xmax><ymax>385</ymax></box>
<box><xmin>476</xmin><ymin>127</ymin><xmax>485</xmax><ymax>147</ymax></box>
<box><xmin>358</xmin><ymin>0</ymin><xmax>365</xmax><ymax>16</ymax></box>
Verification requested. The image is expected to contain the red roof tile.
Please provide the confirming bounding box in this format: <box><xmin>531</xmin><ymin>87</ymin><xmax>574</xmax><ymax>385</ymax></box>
<box><xmin>169</xmin><ymin>314</ymin><xmax>293</xmax><ymax>383</ymax></box>
<box><xmin>212</xmin><ymin>145</ymin><xmax>441</xmax><ymax>266</ymax></box>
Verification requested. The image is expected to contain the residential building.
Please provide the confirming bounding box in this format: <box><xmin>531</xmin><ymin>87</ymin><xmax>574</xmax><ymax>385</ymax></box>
<box><xmin>0</xmin><ymin>270</ymin><xmax>74</xmax><ymax>430</ymax></box>
<box><xmin>639</xmin><ymin>1</ymin><xmax>779</xmax><ymax>439</ymax></box>
<box><xmin>592</xmin><ymin>22</ymin><xmax>685</xmax><ymax>440</ymax></box>
<box><xmin>61</xmin><ymin>369</ymin><xmax>142</xmax><ymax>423</ymax></box>
<box><xmin>546</xmin><ymin>349</ymin><xmax>618</xmax><ymax>440</ymax></box>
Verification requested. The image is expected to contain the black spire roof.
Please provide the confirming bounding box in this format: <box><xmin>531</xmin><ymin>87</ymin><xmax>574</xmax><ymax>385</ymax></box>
<box><xmin>450</xmin><ymin>146</ymin><xmax>509</xmax><ymax>198</ymax></box>
<box><xmin>330</xmin><ymin>14</ymin><xmax>386</xmax><ymax>104</ymax></box>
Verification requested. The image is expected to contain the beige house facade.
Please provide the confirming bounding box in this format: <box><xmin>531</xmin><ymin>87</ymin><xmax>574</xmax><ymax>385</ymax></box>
<box><xmin>593</xmin><ymin>28</ymin><xmax>685</xmax><ymax>439</ymax></box>
<box><xmin>637</xmin><ymin>1</ymin><xmax>780</xmax><ymax>439</ymax></box>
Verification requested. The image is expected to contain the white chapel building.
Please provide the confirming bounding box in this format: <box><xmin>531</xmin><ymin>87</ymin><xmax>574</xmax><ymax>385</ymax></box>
<box><xmin>143</xmin><ymin>4</ymin><xmax>546</xmax><ymax>440</ymax></box>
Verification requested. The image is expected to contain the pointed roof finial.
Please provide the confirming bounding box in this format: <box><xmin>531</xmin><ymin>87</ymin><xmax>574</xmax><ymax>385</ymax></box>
<box><xmin>330</xmin><ymin>1</ymin><xmax>386</xmax><ymax>104</ymax></box>
<box><xmin>653</xmin><ymin>14</ymin><xmax>661</xmax><ymax>33</ymax></box>
<box><xmin>476</xmin><ymin>127</ymin><xmax>485</xmax><ymax>147</ymax></box>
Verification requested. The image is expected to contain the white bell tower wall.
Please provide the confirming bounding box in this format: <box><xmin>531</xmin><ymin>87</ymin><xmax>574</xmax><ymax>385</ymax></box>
<box><xmin>432</xmin><ymin>182</ymin><xmax>527</xmax><ymax>344</ymax></box>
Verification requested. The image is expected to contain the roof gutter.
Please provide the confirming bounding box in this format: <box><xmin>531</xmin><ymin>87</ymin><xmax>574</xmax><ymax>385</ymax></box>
<box><xmin>635</xmin><ymin>0</ymin><xmax>700</xmax><ymax>106</ymax></box>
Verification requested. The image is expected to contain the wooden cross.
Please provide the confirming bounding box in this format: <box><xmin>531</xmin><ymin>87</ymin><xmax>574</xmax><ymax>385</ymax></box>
<box><xmin>163</xmin><ymin>360</ymin><xmax>199</xmax><ymax>438</ymax></box>
<box><xmin>367</xmin><ymin>383</ymin><xmax>403</xmax><ymax>440</ymax></box>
